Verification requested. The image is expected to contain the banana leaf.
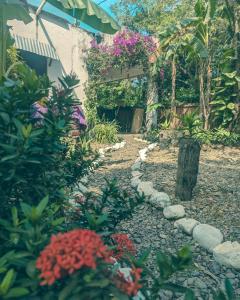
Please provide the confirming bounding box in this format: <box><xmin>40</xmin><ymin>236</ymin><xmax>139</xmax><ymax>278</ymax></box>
<box><xmin>47</xmin><ymin>0</ymin><xmax>120</xmax><ymax>34</ymax></box>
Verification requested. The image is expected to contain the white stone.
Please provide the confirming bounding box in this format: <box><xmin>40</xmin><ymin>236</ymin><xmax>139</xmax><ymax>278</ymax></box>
<box><xmin>112</xmin><ymin>143</ymin><xmax>121</xmax><ymax>150</ymax></box>
<box><xmin>131</xmin><ymin>161</ymin><xmax>141</xmax><ymax>171</ymax></box>
<box><xmin>163</xmin><ymin>205</ymin><xmax>185</xmax><ymax>219</ymax></box>
<box><xmin>137</xmin><ymin>181</ymin><xmax>154</xmax><ymax>196</ymax></box>
<box><xmin>193</xmin><ymin>224</ymin><xmax>223</xmax><ymax>252</ymax></box>
<box><xmin>131</xmin><ymin>171</ymin><xmax>143</xmax><ymax>178</ymax></box>
<box><xmin>98</xmin><ymin>148</ymin><xmax>105</xmax><ymax>155</ymax></box>
<box><xmin>139</xmin><ymin>148</ymin><xmax>148</xmax><ymax>161</ymax></box>
<box><xmin>213</xmin><ymin>241</ymin><xmax>240</xmax><ymax>269</ymax></box>
<box><xmin>112</xmin><ymin>141</ymin><xmax>126</xmax><ymax>150</ymax></box>
<box><xmin>134</xmin><ymin>137</ymin><xmax>148</xmax><ymax>144</ymax></box>
<box><xmin>78</xmin><ymin>183</ymin><xmax>88</xmax><ymax>194</ymax></box>
<box><xmin>174</xmin><ymin>218</ymin><xmax>200</xmax><ymax>235</ymax></box>
<box><xmin>104</xmin><ymin>146</ymin><xmax>112</xmax><ymax>152</ymax></box>
<box><xmin>131</xmin><ymin>177</ymin><xmax>141</xmax><ymax>188</ymax></box>
<box><xmin>148</xmin><ymin>143</ymin><xmax>158</xmax><ymax>150</ymax></box>
<box><xmin>149</xmin><ymin>191</ymin><xmax>171</xmax><ymax>208</ymax></box>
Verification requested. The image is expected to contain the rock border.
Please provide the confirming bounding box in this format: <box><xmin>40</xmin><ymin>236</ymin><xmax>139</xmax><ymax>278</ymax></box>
<box><xmin>130</xmin><ymin>140</ymin><xmax>240</xmax><ymax>270</ymax></box>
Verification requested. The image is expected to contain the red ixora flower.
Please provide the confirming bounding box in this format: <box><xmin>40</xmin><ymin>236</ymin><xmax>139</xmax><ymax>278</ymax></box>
<box><xmin>111</xmin><ymin>233</ymin><xmax>136</xmax><ymax>260</ymax></box>
<box><xmin>116</xmin><ymin>267</ymin><xmax>142</xmax><ymax>296</ymax></box>
<box><xmin>36</xmin><ymin>229</ymin><xmax>112</xmax><ymax>285</ymax></box>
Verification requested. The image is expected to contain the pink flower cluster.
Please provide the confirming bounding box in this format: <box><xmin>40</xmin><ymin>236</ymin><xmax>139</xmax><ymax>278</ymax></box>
<box><xmin>90</xmin><ymin>29</ymin><xmax>156</xmax><ymax>58</ymax></box>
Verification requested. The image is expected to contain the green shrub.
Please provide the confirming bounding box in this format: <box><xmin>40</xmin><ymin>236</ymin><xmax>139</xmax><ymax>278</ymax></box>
<box><xmin>0</xmin><ymin>65</ymin><xmax>94</xmax><ymax>216</ymax></box>
<box><xmin>0</xmin><ymin>191</ymin><xmax>238</xmax><ymax>299</ymax></box>
<box><xmin>70</xmin><ymin>178</ymin><xmax>145</xmax><ymax>232</ymax></box>
<box><xmin>195</xmin><ymin>128</ymin><xmax>240</xmax><ymax>146</ymax></box>
<box><xmin>90</xmin><ymin>122</ymin><xmax>119</xmax><ymax>144</ymax></box>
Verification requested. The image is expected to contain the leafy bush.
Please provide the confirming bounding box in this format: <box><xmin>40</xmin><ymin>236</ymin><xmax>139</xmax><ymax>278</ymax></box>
<box><xmin>0</xmin><ymin>192</ymin><xmax>238</xmax><ymax>299</ymax></box>
<box><xmin>61</xmin><ymin>136</ymin><xmax>97</xmax><ymax>187</ymax></box>
<box><xmin>0</xmin><ymin>199</ymin><xmax>193</xmax><ymax>299</ymax></box>
<box><xmin>69</xmin><ymin>178</ymin><xmax>145</xmax><ymax>232</ymax></box>
<box><xmin>89</xmin><ymin>122</ymin><xmax>119</xmax><ymax>144</ymax></box>
<box><xmin>195</xmin><ymin>128</ymin><xmax>240</xmax><ymax>146</ymax></box>
<box><xmin>178</xmin><ymin>111</ymin><xmax>202</xmax><ymax>136</ymax></box>
<box><xmin>0</xmin><ymin>65</ymin><xmax>94</xmax><ymax>216</ymax></box>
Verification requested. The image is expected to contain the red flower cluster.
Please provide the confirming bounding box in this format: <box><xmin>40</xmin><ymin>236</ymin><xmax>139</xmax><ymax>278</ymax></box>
<box><xmin>36</xmin><ymin>229</ymin><xmax>112</xmax><ymax>285</ymax></box>
<box><xmin>111</xmin><ymin>233</ymin><xmax>136</xmax><ymax>260</ymax></box>
<box><xmin>116</xmin><ymin>267</ymin><xmax>142</xmax><ymax>296</ymax></box>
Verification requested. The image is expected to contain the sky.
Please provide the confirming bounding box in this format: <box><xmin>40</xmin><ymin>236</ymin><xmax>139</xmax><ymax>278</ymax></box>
<box><xmin>28</xmin><ymin>0</ymin><xmax>117</xmax><ymax>33</ymax></box>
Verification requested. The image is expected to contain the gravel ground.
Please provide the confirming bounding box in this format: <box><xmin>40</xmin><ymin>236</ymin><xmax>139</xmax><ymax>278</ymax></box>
<box><xmin>88</xmin><ymin>135</ymin><xmax>144</xmax><ymax>194</ymax></box>
<box><xmin>87</xmin><ymin>135</ymin><xmax>240</xmax><ymax>299</ymax></box>
<box><xmin>141</xmin><ymin>145</ymin><xmax>240</xmax><ymax>241</ymax></box>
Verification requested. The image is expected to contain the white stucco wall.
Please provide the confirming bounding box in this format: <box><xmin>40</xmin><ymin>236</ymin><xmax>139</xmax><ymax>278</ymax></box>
<box><xmin>8</xmin><ymin>6</ymin><xmax>95</xmax><ymax>104</ymax></box>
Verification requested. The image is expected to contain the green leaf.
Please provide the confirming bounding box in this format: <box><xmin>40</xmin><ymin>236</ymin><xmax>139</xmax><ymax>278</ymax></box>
<box><xmin>1</xmin><ymin>154</ymin><xmax>18</xmax><ymax>162</ymax></box>
<box><xmin>26</xmin><ymin>260</ymin><xmax>37</xmax><ymax>279</ymax></box>
<box><xmin>0</xmin><ymin>269</ymin><xmax>15</xmax><ymax>295</ymax></box>
<box><xmin>156</xmin><ymin>252</ymin><xmax>173</xmax><ymax>279</ymax></box>
<box><xmin>96</xmin><ymin>213</ymin><xmax>108</xmax><ymax>225</ymax></box>
<box><xmin>224</xmin><ymin>279</ymin><xmax>235</xmax><ymax>299</ymax></box>
<box><xmin>0</xmin><ymin>112</ymin><xmax>10</xmax><ymax>124</ymax></box>
<box><xmin>195</xmin><ymin>0</ymin><xmax>207</xmax><ymax>18</ymax></box>
<box><xmin>87</xmin><ymin>279</ymin><xmax>110</xmax><ymax>288</ymax></box>
<box><xmin>226</xmin><ymin>103</ymin><xmax>235</xmax><ymax>110</ymax></box>
<box><xmin>4</xmin><ymin>287</ymin><xmax>29</xmax><ymax>298</ymax></box>
<box><xmin>178</xmin><ymin>246</ymin><xmax>191</xmax><ymax>260</ymax></box>
<box><xmin>20</xmin><ymin>202</ymin><xmax>32</xmax><ymax>218</ymax></box>
<box><xmin>59</xmin><ymin>280</ymin><xmax>78</xmax><ymax>300</ymax></box>
<box><xmin>209</xmin><ymin>0</ymin><xmax>217</xmax><ymax>18</ymax></box>
<box><xmin>11</xmin><ymin>207</ymin><xmax>18</xmax><ymax>227</ymax></box>
<box><xmin>36</xmin><ymin>196</ymin><xmax>49</xmax><ymax>217</ymax></box>
<box><xmin>51</xmin><ymin>217</ymin><xmax>65</xmax><ymax>226</ymax></box>
<box><xmin>223</xmin><ymin>71</ymin><xmax>237</xmax><ymax>79</ymax></box>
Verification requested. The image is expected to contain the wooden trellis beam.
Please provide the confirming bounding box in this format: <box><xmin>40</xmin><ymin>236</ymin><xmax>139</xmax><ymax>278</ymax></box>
<box><xmin>102</xmin><ymin>65</ymin><xmax>145</xmax><ymax>83</ymax></box>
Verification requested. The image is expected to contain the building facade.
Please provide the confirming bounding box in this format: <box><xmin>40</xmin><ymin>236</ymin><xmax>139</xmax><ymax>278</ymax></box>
<box><xmin>8</xmin><ymin>5</ymin><xmax>95</xmax><ymax>103</ymax></box>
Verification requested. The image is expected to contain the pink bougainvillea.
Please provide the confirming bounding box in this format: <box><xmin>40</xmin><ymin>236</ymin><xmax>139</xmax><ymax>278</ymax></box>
<box><xmin>90</xmin><ymin>29</ymin><xmax>156</xmax><ymax>60</ymax></box>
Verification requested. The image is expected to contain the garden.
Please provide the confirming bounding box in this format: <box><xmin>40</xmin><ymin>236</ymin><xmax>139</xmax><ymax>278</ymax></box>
<box><xmin>0</xmin><ymin>0</ymin><xmax>239</xmax><ymax>299</ymax></box>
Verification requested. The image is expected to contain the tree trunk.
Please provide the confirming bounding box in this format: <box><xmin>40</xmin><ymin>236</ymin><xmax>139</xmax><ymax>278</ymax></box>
<box><xmin>232</xmin><ymin>3</ymin><xmax>240</xmax><ymax>129</ymax></box>
<box><xmin>199</xmin><ymin>61</ymin><xmax>210</xmax><ymax>130</ymax></box>
<box><xmin>146</xmin><ymin>74</ymin><xmax>158</xmax><ymax>132</ymax></box>
<box><xmin>175</xmin><ymin>137</ymin><xmax>201</xmax><ymax>201</ymax></box>
<box><xmin>170</xmin><ymin>57</ymin><xmax>177</xmax><ymax>127</ymax></box>
<box><xmin>205</xmin><ymin>58</ymin><xmax>211</xmax><ymax>129</ymax></box>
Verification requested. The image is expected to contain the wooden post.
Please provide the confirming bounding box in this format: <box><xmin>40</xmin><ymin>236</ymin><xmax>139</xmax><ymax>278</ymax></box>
<box><xmin>175</xmin><ymin>137</ymin><xmax>201</xmax><ymax>201</ymax></box>
<box><xmin>131</xmin><ymin>108</ymin><xmax>144</xmax><ymax>133</ymax></box>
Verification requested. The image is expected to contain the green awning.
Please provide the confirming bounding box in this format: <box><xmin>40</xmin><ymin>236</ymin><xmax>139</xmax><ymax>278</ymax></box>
<box><xmin>13</xmin><ymin>34</ymin><xmax>59</xmax><ymax>60</ymax></box>
<box><xmin>47</xmin><ymin>0</ymin><xmax>120</xmax><ymax>34</ymax></box>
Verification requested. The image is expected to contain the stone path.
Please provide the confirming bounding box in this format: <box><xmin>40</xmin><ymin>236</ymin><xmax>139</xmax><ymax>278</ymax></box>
<box><xmin>87</xmin><ymin>135</ymin><xmax>240</xmax><ymax>299</ymax></box>
<box><xmin>88</xmin><ymin>135</ymin><xmax>144</xmax><ymax>194</ymax></box>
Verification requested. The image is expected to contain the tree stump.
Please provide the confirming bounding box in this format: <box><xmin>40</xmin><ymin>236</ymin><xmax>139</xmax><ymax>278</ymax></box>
<box><xmin>175</xmin><ymin>137</ymin><xmax>201</xmax><ymax>201</ymax></box>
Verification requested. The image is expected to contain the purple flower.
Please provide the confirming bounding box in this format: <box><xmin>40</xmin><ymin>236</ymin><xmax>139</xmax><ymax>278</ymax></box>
<box><xmin>112</xmin><ymin>47</ymin><xmax>122</xmax><ymax>57</ymax></box>
<box><xmin>32</xmin><ymin>103</ymin><xmax>48</xmax><ymax>119</ymax></box>
<box><xmin>72</xmin><ymin>106</ymin><xmax>87</xmax><ymax>128</ymax></box>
